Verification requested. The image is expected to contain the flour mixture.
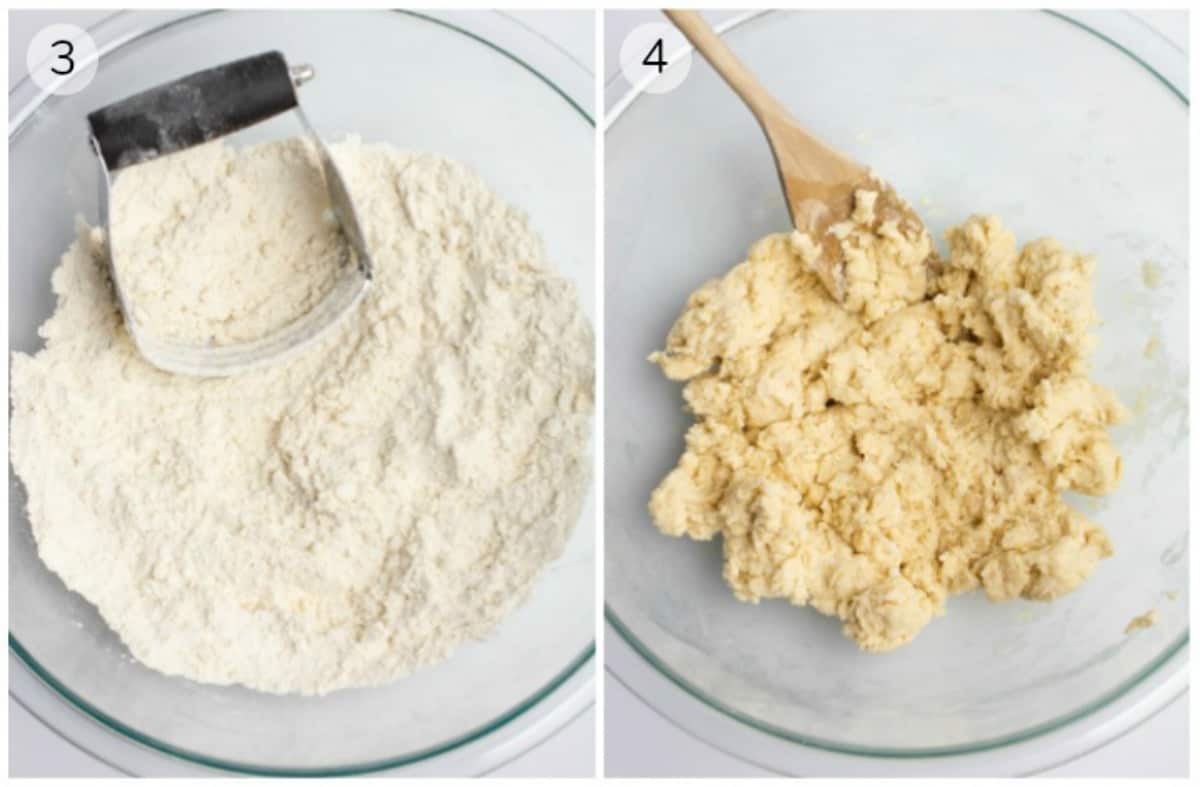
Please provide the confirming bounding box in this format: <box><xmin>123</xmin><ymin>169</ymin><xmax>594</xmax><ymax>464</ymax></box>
<box><xmin>649</xmin><ymin>191</ymin><xmax>1125</xmax><ymax>652</ymax></box>
<box><xmin>11</xmin><ymin>138</ymin><xmax>594</xmax><ymax>694</ymax></box>
<box><xmin>109</xmin><ymin>138</ymin><xmax>349</xmax><ymax>345</ymax></box>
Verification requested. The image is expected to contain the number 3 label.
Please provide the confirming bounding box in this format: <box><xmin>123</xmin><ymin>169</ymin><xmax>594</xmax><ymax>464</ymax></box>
<box><xmin>26</xmin><ymin>24</ymin><xmax>98</xmax><ymax>96</ymax></box>
<box><xmin>619</xmin><ymin>22</ymin><xmax>692</xmax><ymax>95</ymax></box>
<box><xmin>49</xmin><ymin>39</ymin><xmax>76</xmax><ymax>76</ymax></box>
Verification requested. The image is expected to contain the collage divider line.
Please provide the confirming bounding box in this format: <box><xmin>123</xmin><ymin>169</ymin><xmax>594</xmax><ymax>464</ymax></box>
<box><xmin>592</xmin><ymin>6</ymin><xmax>607</xmax><ymax>780</ymax></box>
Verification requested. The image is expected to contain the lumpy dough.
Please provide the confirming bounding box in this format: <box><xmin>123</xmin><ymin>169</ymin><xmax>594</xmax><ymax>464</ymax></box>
<box><xmin>649</xmin><ymin>191</ymin><xmax>1126</xmax><ymax>652</ymax></box>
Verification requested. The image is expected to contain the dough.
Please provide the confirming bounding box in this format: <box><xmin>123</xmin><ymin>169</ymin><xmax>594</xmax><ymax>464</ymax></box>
<box><xmin>649</xmin><ymin>191</ymin><xmax>1125</xmax><ymax>652</ymax></box>
<box><xmin>1124</xmin><ymin>609</ymin><xmax>1158</xmax><ymax>634</ymax></box>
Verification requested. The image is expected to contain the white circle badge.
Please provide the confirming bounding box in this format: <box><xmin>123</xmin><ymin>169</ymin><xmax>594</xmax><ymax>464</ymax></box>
<box><xmin>26</xmin><ymin>24</ymin><xmax>99</xmax><ymax>96</ymax></box>
<box><xmin>619</xmin><ymin>22</ymin><xmax>693</xmax><ymax>96</ymax></box>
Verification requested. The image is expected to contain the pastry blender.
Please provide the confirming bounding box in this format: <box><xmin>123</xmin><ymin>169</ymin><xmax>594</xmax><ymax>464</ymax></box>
<box><xmin>87</xmin><ymin>51</ymin><xmax>373</xmax><ymax>377</ymax></box>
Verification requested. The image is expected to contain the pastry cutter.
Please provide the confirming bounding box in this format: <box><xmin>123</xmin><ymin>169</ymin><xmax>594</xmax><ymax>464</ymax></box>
<box><xmin>86</xmin><ymin>51</ymin><xmax>373</xmax><ymax>377</ymax></box>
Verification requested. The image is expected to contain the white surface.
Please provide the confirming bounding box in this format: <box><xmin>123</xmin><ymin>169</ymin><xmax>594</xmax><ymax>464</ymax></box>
<box><xmin>603</xmin><ymin>8</ymin><xmax>1188</xmax><ymax>778</ymax></box>
<box><xmin>8</xmin><ymin>9</ymin><xmax>595</xmax><ymax>778</ymax></box>
<box><xmin>605</xmin><ymin>9</ymin><xmax>1186</xmax><ymax>110</ymax></box>
<box><xmin>10</xmin><ymin>697</ymin><xmax>595</xmax><ymax>778</ymax></box>
<box><xmin>606</xmin><ymin>675</ymin><xmax>1188</xmax><ymax>778</ymax></box>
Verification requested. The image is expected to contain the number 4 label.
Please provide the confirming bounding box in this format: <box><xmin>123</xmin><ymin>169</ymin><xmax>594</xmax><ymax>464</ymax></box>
<box><xmin>619</xmin><ymin>22</ymin><xmax>693</xmax><ymax>95</ymax></box>
<box><xmin>642</xmin><ymin>38</ymin><xmax>667</xmax><ymax>74</ymax></box>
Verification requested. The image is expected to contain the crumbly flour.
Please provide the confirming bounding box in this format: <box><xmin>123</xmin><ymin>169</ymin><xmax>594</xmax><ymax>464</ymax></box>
<box><xmin>109</xmin><ymin>139</ymin><xmax>349</xmax><ymax>345</ymax></box>
<box><xmin>10</xmin><ymin>138</ymin><xmax>594</xmax><ymax>695</ymax></box>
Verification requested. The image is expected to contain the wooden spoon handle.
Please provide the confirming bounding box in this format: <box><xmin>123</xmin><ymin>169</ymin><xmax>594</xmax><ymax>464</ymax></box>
<box><xmin>663</xmin><ymin>10</ymin><xmax>789</xmax><ymax>126</ymax></box>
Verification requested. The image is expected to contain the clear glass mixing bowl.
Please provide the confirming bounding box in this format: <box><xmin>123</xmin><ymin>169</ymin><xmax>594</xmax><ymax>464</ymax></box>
<box><xmin>10</xmin><ymin>10</ymin><xmax>594</xmax><ymax>776</ymax></box>
<box><xmin>605</xmin><ymin>10</ymin><xmax>1187</xmax><ymax>773</ymax></box>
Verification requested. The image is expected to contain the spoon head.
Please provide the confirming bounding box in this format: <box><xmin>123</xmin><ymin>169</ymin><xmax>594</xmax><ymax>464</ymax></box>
<box><xmin>759</xmin><ymin>114</ymin><xmax>934</xmax><ymax>305</ymax></box>
<box><xmin>787</xmin><ymin>168</ymin><xmax>934</xmax><ymax>305</ymax></box>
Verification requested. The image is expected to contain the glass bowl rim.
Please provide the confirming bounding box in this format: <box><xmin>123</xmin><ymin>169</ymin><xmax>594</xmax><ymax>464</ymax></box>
<box><xmin>9</xmin><ymin>7</ymin><xmax>595</xmax><ymax>777</ymax></box>
<box><xmin>604</xmin><ymin>7</ymin><xmax>1189</xmax><ymax>760</ymax></box>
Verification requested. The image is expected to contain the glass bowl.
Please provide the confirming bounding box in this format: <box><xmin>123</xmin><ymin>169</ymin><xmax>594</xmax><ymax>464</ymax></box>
<box><xmin>9</xmin><ymin>9</ymin><xmax>594</xmax><ymax>776</ymax></box>
<box><xmin>604</xmin><ymin>10</ymin><xmax>1187</xmax><ymax>775</ymax></box>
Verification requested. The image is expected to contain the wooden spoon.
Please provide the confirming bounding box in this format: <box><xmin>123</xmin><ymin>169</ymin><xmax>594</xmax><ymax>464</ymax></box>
<box><xmin>664</xmin><ymin>10</ymin><xmax>928</xmax><ymax>302</ymax></box>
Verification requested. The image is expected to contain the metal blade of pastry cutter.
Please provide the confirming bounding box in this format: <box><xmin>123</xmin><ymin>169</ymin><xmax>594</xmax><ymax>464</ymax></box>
<box><xmin>87</xmin><ymin>53</ymin><xmax>373</xmax><ymax>377</ymax></box>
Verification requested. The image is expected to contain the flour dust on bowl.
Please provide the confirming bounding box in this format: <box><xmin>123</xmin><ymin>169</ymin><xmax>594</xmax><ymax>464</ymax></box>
<box><xmin>10</xmin><ymin>10</ymin><xmax>595</xmax><ymax>775</ymax></box>
<box><xmin>604</xmin><ymin>10</ymin><xmax>1187</xmax><ymax>775</ymax></box>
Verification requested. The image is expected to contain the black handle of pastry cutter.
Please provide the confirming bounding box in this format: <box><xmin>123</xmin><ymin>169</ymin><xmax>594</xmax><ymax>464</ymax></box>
<box><xmin>87</xmin><ymin>51</ymin><xmax>298</xmax><ymax>171</ymax></box>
